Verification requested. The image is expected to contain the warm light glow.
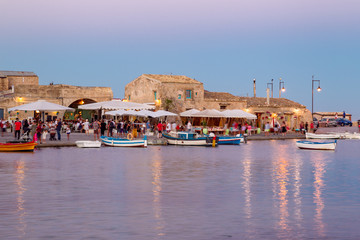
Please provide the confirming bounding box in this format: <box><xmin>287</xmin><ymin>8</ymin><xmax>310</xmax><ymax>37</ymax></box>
<box><xmin>122</xmin><ymin>99</ymin><xmax>128</xmax><ymax>102</ymax></box>
<box><xmin>317</xmin><ymin>87</ymin><xmax>322</xmax><ymax>92</ymax></box>
<box><xmin>245</xmin><ymin>109</ymin><xmax>250</xmax><ymax>112</ymax></box>
<box><xmin>35</xmin><ymin>110</ymin><xmax>40</xmax><ymax>113</ymax></box>
<box><xmin>281</xmin><ymin>87</ymin><xmax>286</xmax><ymax>92</ymax></box>
<box><xmin>271</xmin><ymin>113</ymin><xmax>277</xmax><ymax>118</ymax></box>
<box><xmin>155</xmin><ymin>99</ymin><xmax>161</xmax><ymax>105</ymax></box>
<box><xmin>293</xmin><ymin>108</ymin><xmax>299</xmax><ymax>113</ymax></box>
<box><xmin>79</xmin><ymin>100</ymin><xmax>85</xmax><ymax>105</ymax></box>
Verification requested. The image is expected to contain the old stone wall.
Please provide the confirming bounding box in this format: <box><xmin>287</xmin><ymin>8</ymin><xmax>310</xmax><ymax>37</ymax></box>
<box><xmin>204</xmin><ymin>100</ymin><xmax>247</xmax><ymax>111</ymax></box>
<box><xmin>125</xmin><ymin>76</ymin><xmax>161</xmax><ymax>103</ymax></box>
<box><xmin>0</xmin><ymin>78</ymin><xmax>9</xmax><ymax>91</ymax></box>
<box><xmin>8</xmin><ymin>76</ymin><xmax>39</xmax><ymax>87</ymax></box>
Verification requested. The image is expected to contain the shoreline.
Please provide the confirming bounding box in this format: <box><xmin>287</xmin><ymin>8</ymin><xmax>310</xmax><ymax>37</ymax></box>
<box><xmin>1</xmin><ymin>126</ymin><xmax>357</xmax><ymax>149</ymax></box>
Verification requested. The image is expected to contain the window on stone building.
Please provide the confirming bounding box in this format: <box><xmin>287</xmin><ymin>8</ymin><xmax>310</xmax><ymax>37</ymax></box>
<box><xmin>154</xmin><ymin>91</ymin><xmax>157</xmax><ymax>100</ymax></box>
<box><xmin>128</xmin><ymin>95</ymin><xmax>131</xmax><ymax>101</ymax></box>
<box><xmin>220</xmin><ymin>105</ymin><xmax>227</xmax><ymax>110</ymax></box>
<box><xmin>186</xmin><ymin>90</ymin><xmax>192</xmax><ymax>99</ymax></box>
<box><xmin>178</xmin><ymin>94</ymin><xmax>181</xmax><ymax>99</ymax></box>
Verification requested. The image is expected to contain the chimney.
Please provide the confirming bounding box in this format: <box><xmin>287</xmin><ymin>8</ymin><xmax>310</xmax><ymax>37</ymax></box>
<box><xmin>266</xmin><ymin>88</ymin><xmax>270</xmax><ymax>105</ymax></box>
<box><xmin>253</xmin><ymin>78</ymin><xmax>256</xmax><ymax>97</ymax></box>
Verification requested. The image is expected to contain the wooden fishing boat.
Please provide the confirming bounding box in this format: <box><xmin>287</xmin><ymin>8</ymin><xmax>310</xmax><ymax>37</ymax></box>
<box><xmin>75</xmin><ymin>140</ymin><xmax>102</xmax><ymax>148</ymax></box>
<box><xmin>296</xmin><ymin>140</ymin><xmax>337</xmax><ymax>150</ymax></box>
<box><xmin>0</xmin><ymin>139</ymin><xmax>37</xmax><ymax>152</ymax></box>
<box><xmin>306</xmin><ymin>132</ymin><xmax>341</xmax><ymax>139</ymax></box>
<box><xmin>100</xmin><ymin>136</ymin><xmax>147</xmax><ymax>147</ymax></box>
<box><xmin>216</xmin><ymin>136</ymin><xmax>242</xmax><ymax>145</ymax></box>
<box><xmin>162</xmin><ymin>131</ymin><xmax>218</xmax><ymax>146</ymax></box>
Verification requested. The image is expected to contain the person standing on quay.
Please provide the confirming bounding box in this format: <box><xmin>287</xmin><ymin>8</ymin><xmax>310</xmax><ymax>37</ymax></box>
<box><xmin>281</xmin><ymin>121</ymin><xmax>287</xmax><ymax>136</ymax></box>
<box><xmin>56</xmin><ymin>118</ymin><xmax>62</xmax><ymax>141</ymax></box>
<box><xmin>93</xmin><ymin>120</ymin><xmax>100</xmax><ymax>140</ymax></box>
<box><xmin>14</xmin><ymin>118</ymin><xmax>22</xmax><ymax>140</ymax></box>
<box><xmin>100</xmin><ymin>119</ymin><xmax>106</xmax><ymax>136</ymax></box>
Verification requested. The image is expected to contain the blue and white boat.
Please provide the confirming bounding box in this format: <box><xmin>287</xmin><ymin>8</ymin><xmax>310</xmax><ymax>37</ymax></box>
<box><xmin>100</xmin><ymin>136</ymin><xmax>147</xmax><ymax>147</ymax></box>
<box><xmin>296</xmin><ymin>140</ymin><xmax>337</xmax><ymax>150</ymax></box>
<box><xmin>216</xmin><ymin>136</ymin><xmax>242</xmax><ymax>145</ymax></box>
<box><xmin>162</xmin><ymin>131</ymin><xmax>218</xmax><ymax>146</ymax></box>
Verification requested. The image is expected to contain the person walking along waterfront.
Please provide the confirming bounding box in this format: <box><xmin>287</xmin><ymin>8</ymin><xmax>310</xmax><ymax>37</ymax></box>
<box><xmin>93</xmin><ymin>120</ymin><xmax>100</xmax><ymax>140</ymax></box>
<box><xmin>56</xmin><ymin>118</ymin><xmax>62</xmax><ymax>141</ymax></box>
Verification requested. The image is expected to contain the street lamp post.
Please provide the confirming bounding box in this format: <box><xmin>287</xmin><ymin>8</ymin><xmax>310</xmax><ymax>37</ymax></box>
<box><xmin>267</xmin><ymin>79</ymin><xmax>274</xmax><ymax>98</ymax></box>
<box><xmin>279</xmin><ymin>78</ymin><xmax>285</xmax><ymax>98</ymax></box>
<box><xmin>311</xmin><ymin>75</ymin><xmax>322</xmax><ymax>118</ymax></box>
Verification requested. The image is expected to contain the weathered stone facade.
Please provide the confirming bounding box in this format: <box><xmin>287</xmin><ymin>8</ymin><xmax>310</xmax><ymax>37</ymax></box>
<box><xmin>125</xmin><ymin>74</ymin><xmax>312</xmax><ymax>130</ymax></box>
<box><xmin>0</xmin><ymin>71</ymin><xmax>113</xmax><ymax>120</ymax></box>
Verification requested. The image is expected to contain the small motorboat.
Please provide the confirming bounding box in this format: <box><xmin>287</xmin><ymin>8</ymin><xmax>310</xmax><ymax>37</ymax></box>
<box><xmin>0</xmin><ymin>139</ymin><xmax>37</xmax><ymax>152</ymax></box>
<box><xmin>296</xmin><ymin>140</ymin><xmax>337</xmax><ymax>150</ymax></box>
<box><xmin>100</xmin><ymin>136</ymin><xmax>147</xmax><ymax>147</ymax></box>
<box><xmin>217</xmin><ymin>136</ymin><xmax>242</xmax><ymax>145</ymax></box>
<box><xmin>306</xmin><ymin>133</ymin><xmax>341</xmax><ymax>139</ymax></box>
<box><xmin>162</xmin><ymin>131</ymin><xmax>218</xmax><ymax>146</ymax></box>
<box><xmin>342</xmin><ymin>132</ymin><xmax>360</xmax><ymax>139</ymax></box>
<box><xmin>75</xmin><ymin>140</ymin><xmax>102</xmax><ymax>148</ymax></box>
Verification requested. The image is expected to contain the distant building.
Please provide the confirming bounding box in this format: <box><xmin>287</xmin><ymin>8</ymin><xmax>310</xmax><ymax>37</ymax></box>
<box><xmin>0</xmin><ymin>71</ymin><xmax>113</xmax><ymax>120</ymax></box>
<box><xmin>125</xmin><ymin>74</ymin><xmax>312</xmax><ymax>129</ymax></box>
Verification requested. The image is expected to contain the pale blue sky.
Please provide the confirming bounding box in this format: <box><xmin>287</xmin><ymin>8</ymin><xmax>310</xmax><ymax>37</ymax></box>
<box><xmin>1</xmin><ymin>0</ymin><xmax>359</xmax><ymax>119</ymax></box>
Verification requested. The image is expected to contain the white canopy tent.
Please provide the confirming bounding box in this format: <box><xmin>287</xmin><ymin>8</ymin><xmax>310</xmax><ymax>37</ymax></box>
<box><xmin>78</xmin><ymin>100</ymin><xmax>154</xmax><ymax>110</ymax></box>
<box><xmin>222</xmin><ymin>109</ymin><xmax>257</xmax><ymax>120</ymax></box>
<box><xmin>179</xmin><ymin>109</ymin><xmax>200</xmax><ymax>117</ymax></box>
<box><xmin>191</xmin><ymin>109</ymin><xmax>225</xmax><ymax>118</ymax></box>
<box><xmin>8</xmin><ymin>100</ymin><xmax>74</xmax><ymax>112</ymax></box>
<box><xmin>151</xmin><ymin>110</ymin><xmax>178</xmax><ymax>118</ymax></box>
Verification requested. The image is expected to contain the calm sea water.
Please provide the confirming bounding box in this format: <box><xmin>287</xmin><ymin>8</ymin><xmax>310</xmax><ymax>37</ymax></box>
<box><xmin>0</xmin><ymin>140</ymin><xmax>359</xmax><ymax>240</ymax></box>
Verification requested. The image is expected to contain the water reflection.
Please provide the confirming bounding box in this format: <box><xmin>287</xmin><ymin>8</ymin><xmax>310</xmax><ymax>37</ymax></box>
<box><xmin>272</xmin><ymin>144</ymin><xmax>291</xmax><ymax>238</ymax></box>
<box><xmin>14</xmin><ymin>159</ymin><xmax>27</xmax><ymax>239</ymax></box>
<box><xmin>241</xmin><ymin>143</ymin><xmax>253</xmax><ymax>237</ymax></box>
<box><xmin>293</xmin><ymin>154</ymin><xmax>303</xmax><ymax>232</ymax></box>
<box><xmin>312</xmin><ymin>153</ymin><xmax>326</xmax><ymax>237</ymax></box>
<box><xmin>151</xmin><ymin>149</ymin><xmax>165</xmax><ymax>238</ymax></box>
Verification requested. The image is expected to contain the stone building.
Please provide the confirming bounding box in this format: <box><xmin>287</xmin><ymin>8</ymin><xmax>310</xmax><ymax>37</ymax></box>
<box><xmin>125</xmin><ymin>74</ymin><xmax>312</xmax><ymax>130</ymax></box>
<box><xmin>0</xmin><ymin>71</ymin><xmax>113</xmax><ymax>120</ymax></box>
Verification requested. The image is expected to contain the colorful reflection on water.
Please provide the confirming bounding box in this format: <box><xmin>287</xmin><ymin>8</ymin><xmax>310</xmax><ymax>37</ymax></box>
<box><xmin>0</xmin><ymin>139</ymin><xmax>360</xmax><ymax>239</ymax></box>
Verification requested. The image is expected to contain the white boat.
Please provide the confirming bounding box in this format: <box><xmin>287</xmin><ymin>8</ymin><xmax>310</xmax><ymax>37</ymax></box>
<box><xmin>296</xmin><ymin>140</ymin><xmax>337</xmax><ymax>150</ymax></box>
<box><xmin>162</xmin><ymin>131</ymin><xmax>218</xmax><ymax>146</ymax></box>
<box><xmin>75</xmin><ymin>140</ymin><xmax>102</xmax><ymax>148</ymax></box>
<box><xmin>343</xmin><ymin>132</ymin><xmax>360</xmax><ymax>139</ymax></box>
<box><xmin>306</xmin><ymin>133</ymin><xmax>341</xmax><ymax>139</ymax></box>
<box><xmin>100</xmin><ymin>136</ymin><xmax>147</xmax><ymax>147</ymax></box>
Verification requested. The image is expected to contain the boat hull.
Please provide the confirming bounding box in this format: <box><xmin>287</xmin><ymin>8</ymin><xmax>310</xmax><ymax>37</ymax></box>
<box><xmin>0</xmin><ymin>140</ymin><xmax>37</xmax><ymax>152</ymax></box>
<box><xmin>306</xmin><ymin>133</ymin><xmax>340</xmax><ymax>139</ymax></box>
<box><xmin>100</xmin><ymin>136</ymin><xmax>147</xmax><ymax>147</ymax></box>
<box><xmin>218</xmin><ymin>136</ymin><xmax>241</xmax><ymax>145</ymax></box>
<box><xmin>296</xmin><ymin>140</ymin><xmax>336</xmax><ymax>150</ymax></box>
<box><xmin>75</xmin><ymin>141</ymin><xmax>102</xmax><ymax>148</ymax></box>
<box><xmin>163</xmin><ymin>133</ymin><xmax>216</xmax><ymax>146</ymax></box>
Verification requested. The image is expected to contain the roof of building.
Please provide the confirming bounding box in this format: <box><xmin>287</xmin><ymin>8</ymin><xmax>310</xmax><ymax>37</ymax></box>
<box><xmin>204</xmin><ymin>90</ymin><xmax>243</xmax><ymax>101</ymax></box>
<box><xmin>239</xmin><ymin>96</ymin><xmax>305</xmax><ymax>108</ymax></box>
<box><xmin>0</xmin><ymin>71</ymin><xmax>37</xmax><ymax>77</ymax></box>
<box><xmin>314</xmin><ymin>112</ymin><xmax>351</xmax><ymax>116</ymax></box>
<box><xmin>142</xmin><ymin>74</ymin><xmax>202</xmax><ymax>84</ymax></box>
<box><xmin>204</xmin><ymin>90</ymin><xmax>305</xmax><ymax>108</ymax></box>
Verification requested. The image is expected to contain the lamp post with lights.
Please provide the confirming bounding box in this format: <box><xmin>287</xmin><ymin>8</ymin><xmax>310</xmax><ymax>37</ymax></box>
<box><xmin>279</xmin><ymin>78</ymin><xmax>285</xmax><ymax>98</ymax></box>
<box><xmin>311</xmin><ymin>75</ymin><xmax>322</xmax><ymax>118</ymax></box>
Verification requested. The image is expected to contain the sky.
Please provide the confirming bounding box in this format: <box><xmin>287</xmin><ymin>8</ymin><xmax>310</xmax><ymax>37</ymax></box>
<box><xmin>1</xmin><ymin>0</ymin><xmax>360</xmax><ymax>119</ymax></box>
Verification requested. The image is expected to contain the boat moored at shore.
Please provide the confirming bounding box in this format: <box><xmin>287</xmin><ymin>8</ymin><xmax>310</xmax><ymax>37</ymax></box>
<box><xmin>296</xmin><ymin>140</ymin><xmax>337</xmax><ymax>150</ymax></box>
<box><xmin>100</xmin><ymin>136</ymin><xmax>147</xmax><ymax>147</ymax></box>
<box><xmin>162</xmin><ymin>131</ymin><xmax>218</xmax><ymax>146</ymax></box>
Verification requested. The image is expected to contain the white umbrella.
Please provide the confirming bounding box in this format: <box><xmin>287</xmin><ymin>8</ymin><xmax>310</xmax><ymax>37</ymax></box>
<box><xmin>8</xmin><ymin>100</ymin><xmax>74</xmax><ymax>112</ymax></box>
<box><xmin>104</xmin><ymin>109</ymin><xmax>127</xmax><ymax>116</ymax></box>
<box><xmin>222</xmin><ymin>109</ymin><xmax>257</xmax><ymax>120</ymax></box>
<box><xmin>191</xmin><ymin>109</ymin><xmax>225</xmax><ymax>118</ymax></box>
<box><xmin>105</xmin><ymin>109</ymin><xmax>151</xmax><ymax>117</ymax></box>
<box><xmin>78</xmin><ymin>100</ymin><xmax>154</xmax><ymax>110</ymax></box>
<box><xmin>151</xmin><ymin>110</ymin><xmax>178</xmax><ymax>118</ymax></box>
<box><xmin>179</xmin><ymin>109</ymin><xmax>200</xmax><ymax>117</ymax></box>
